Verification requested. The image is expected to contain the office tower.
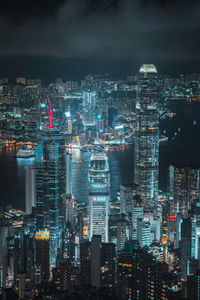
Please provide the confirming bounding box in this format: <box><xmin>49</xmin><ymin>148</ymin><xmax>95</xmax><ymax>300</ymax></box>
<box><xmin>91</xmin><ymin>235</ymin><xmax>101</xmax><ymax>288</ymax></box>
<box><xmin>187</xmin><ymin>270</ymin><xmax>200</xmax><ymax>300</ymax></box>
<box><xmin>181</xmin><ymin>217</ymin><xmax>191</xmax><ymax>282</ymax></box>
<box><xmin>169</xmin><ymin>163</ymin><xmax>200</xmax><ymax>216</ymax></box>
<box><xmin>35</xmin><ymin>230</ymin><xmax>50</xmax><ymax>281</ymax></box>
<box><xmin>117</xmin><ymin>215</ymin><xmax>129</xmax><ymax>251</ymax></box>
<box><xmin>7</xmin><ymin>233</ymin><xmax>15</xmax><ymax>288</ymax></box>
<box><xmin>189</xmin><ymin>198</ymin><xmax>200</xmax><ymax>260</ymax></box>
<box><xmin>0</xmin><ymin>220</ymin><xmax>9</xmax><ymax>288</ymax></box>
<box><xmin>120</xmin><ymin>184</ymin><xmax>139</xmax><ymax>216</ymax></box>
<box><xmin>175</xmin><ymin>212</ymin><xmax>183</xmax><ymax>248</ymax></box>
<box><xmin>80</xmin><ymin>237</ymin><xmax>115</xmax><ymax>287</ymax></box>
<box><xmin>88</xmin><ymin>152</ymin><xmax>110</xmax><ymax>243</ymax></box>
<box><xmin>134</xmin><ymin>64</ymin><xmax>159</xmax><ymax>211</ymax></box>
<box><xmin>162</xmin><ymin>200</ymin><xmax>170</xmax><ymax>245</ymax></box>
<box><xmin>82</xmin><ymin>91</ymin><xmax>96</xmax><ymax>128</ymax></box>
<box><xmin>62</xmin><ymin>223</ymin><xmax>75</xmax><ymax>261</ymax></box>
<box><xmin>137</xmin><ymin>219</ymin><xmax>151</xmax><ymax>247</ymax></box>
<box><xmin>66</xmin><ymin>152</ymin><xmax>72</xmax><ymax>195</ymax></box>
<box><xmin>35</xmin><ymin>101</ymin><xmax>66</xmax><ymax>267</ymax></box>
<box><xmin>25</xmin><ymin>167</ymin><xmax>36</xmax><ymax>215</ymax></box>
<box><xmin>132</xmin><ymin>195</ymin><xmax>144</xmax><ymax>240</ymax></box>
<box><xmin>80</xmin><ymin>241</ymin><xmax>91</xmax><ymax>285</ymax></box>
<box><xmin>96</xmin><ymin>118</ymin><xmax>104</xmax><ymax>133</ymax></box>
<box><xmin>66</xmin><ymin>195</ymin><xmax>76</xmax><ymax>229</ymax></box>
<box><xmin>16</xmin><ymin>226</ymin><xmax>35</xmax><ymax>282</ymax></box>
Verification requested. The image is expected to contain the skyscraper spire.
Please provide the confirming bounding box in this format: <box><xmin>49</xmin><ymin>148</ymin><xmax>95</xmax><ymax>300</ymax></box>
<box><xmin>46</xmin><ymin>100</ymin><xmax>56</xmax><ymax>128</ymax></box>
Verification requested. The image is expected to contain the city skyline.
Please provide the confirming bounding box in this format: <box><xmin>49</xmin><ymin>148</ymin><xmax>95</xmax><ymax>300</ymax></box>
<box><xmin>0</xmin><ymin>0</ymin><xmax>200</xmax><ymax>297</ymax></box>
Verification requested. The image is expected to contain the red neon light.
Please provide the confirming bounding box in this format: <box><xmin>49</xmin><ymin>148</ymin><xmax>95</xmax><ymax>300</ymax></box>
<box><xmin>170</xmin><ymin>215</ymin><xmax>176</xmax><ymax>220</ymax></box>
<box><xmin>46</xmin><ymin>100</ymin><xmax>56</xmax><ymax>128</ymax></box>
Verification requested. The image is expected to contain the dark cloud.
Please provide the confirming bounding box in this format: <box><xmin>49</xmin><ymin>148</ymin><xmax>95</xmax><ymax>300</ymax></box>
<box><xmin>0</xmin><ymin>0</ymin><xmax>200</xmax><ymax>62</ymax></box>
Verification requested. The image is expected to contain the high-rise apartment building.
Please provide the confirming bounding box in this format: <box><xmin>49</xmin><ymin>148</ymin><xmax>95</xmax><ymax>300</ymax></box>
<box><xmin>88</xmin><ymin>152</ymin><xmax>110</xmax><ymax>243</ymax></box>
<box><xmin>80</xmin><ymin>236</ymin><xmax>115</xmax><ymax>287</ymax></box>
<box><xmin>25</xmin><ymin>167</ymin><xmax>36</xmax><ymax>215</ymax></box>
<box><xmin>35</xmin><ymin>101</ymin><xmax>66</xmax><ymax>266</ymax></box>
<box><xmin>117</xmin><ymin>247</ymin><xmax>178</xmax><ymax>299</ymax></box>
<box><xmin>134</xmin><ymin>64</ymin><xmax>159</xmax><ymax>211</ymax></box>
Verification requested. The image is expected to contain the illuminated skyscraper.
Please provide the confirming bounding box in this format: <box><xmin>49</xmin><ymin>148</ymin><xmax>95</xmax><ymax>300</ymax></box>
<box><xmin>66</xmin><ymin>195</ymin><xmax>76</xmax><ymax>229</ymax></box>
<box><xmin>0</xmin><ymin>220</ymin><xmax>9</xmax><ymax>288</ymax></box>
<box><xmin>169</xmin><ymin>163</ymin><xmax>200</xmax><ymax>216</ymax></box>
<box><xmin>35</xmin><ymin>230</ymin><xmax>50</xmax><ymax>281</ymax></box>
<box><xmin>132</xmin><ymin>195</ymin><xmax>144</xmax><ymax>240</ymax></box>
<box><xmin>35</xmin><ymin>101</ymin><xmax>66</xmax><ymax>266</ymax></box>
<box><xmin>25</xmin><ymin>167</ymin><xmax>36</xmax><ymax>215</ymax></box>
<box><xmin>189</xmin><ymin>198</ymin><xmax>200</xmax><ymax>260</ymax></box>
<box><xmin>120</xmin><ymin>184</ymin><xmax>139</xmax><ymax>216</ymax></box>
<box><xmin>82</xmin><ymin>91</ymin><xmax>96</xmax><ymax>128</ymax></box>
<box><xmin>88</xmin><ymin>153</ymin><xmax>110</xmax><ymax>242</ymax></box>
<box><xmin>66</xmin><ymin>152</ymin><xmax>72</xmax><ymax>195</ymax></box>
<box><xmin>134</xmin><ymin>64</ymin><xmax>159</xmax><ymax>211</ymax></box>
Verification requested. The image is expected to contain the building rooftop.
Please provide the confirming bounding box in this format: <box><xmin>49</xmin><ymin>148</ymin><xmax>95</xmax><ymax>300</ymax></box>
<box><xmin>139</xmin><ymin>64</ymin><xmax>157</xmax><ymax>73</ymax></box>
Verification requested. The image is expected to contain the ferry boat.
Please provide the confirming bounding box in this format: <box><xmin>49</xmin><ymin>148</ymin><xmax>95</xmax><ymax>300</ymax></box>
<box><xmin>159</xmin><ymin>135</ymin><xmax>168</xmax><ymax>144</ymax></box>
<box><xmin>15</xmin><ymin>149</ymin><xmax>35</xmax><ymax>158</ymax></box>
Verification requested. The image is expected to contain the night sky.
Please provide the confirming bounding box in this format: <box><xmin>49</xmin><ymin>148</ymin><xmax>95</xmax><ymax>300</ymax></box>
<box><xmin>0</xmin><ymin>0</ymin><xmax>200</xmax><ymax>81</ymax></box>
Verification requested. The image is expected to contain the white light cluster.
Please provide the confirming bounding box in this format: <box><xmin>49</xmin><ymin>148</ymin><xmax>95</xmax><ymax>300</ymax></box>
<box><xmin>139</xmin><ymin>64</ymin><xmax>157</xmax><ymax>73</ymax></box>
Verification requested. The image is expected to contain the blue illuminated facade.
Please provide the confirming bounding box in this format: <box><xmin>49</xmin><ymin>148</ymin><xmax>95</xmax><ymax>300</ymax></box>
<box><xmin>82</xmin><ymin>91</ymin><xmax>96</xmax><ymax>128</ymax></box>
<box><xmin>134</xmin><ymin>64</ymin><xmax>159</xmax><ymax>211</ymax></box>
<box><xmin>88</xmin><ymin>152</ymin><xmax>110</xmax><ymax>242</ymax></box>
<box><xmin>35</xmin><ymin>124</ymin><xmax>66</xmax><ymax>267</ymax></box>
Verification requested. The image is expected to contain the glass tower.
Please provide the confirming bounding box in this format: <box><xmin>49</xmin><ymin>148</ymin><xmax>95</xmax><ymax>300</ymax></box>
<box><xmin>134</xmin><ymin>64</ymin><xmax>159</xmax><ymax>211</ymax></box>
<box><xmin>169</xmin><ymin>163</ymin><xmax>200</xmax><ymax>216</ymax></box>
<box><xmin>35</xmin><ymin>101</ymin><xmax>66</xmax><ymax>267</ymax></box>
<box><xmin>88</xmin><ymin>152</ymin><xmax>110</xmax><ymax>242</ymax></box>
<box><xmin>82</xmin><ymin>91</ymin><xmax>96</xmax><ymax>128</ymax></box>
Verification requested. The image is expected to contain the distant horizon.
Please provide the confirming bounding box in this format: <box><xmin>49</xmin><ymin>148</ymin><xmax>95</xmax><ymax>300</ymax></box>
<box><xmin>1</xmin><ymin>54</ymin><xmax>200</xmax><ymax>85</ymax></box>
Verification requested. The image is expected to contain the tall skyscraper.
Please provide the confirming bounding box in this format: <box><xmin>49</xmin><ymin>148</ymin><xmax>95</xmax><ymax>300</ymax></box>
<box><xmin>0</xmin><ymin>220</ymin><xmax>9</xmax><ymax>288</ymax></box>
<box><xmin>25</xmin><ymin>167</ymin><xmax>36</xmax><ymax>215</ymax></box>
<box><xmin>80</xmin><ymin>236</ymin><xmax>115</xmax><ymax>287</ymax></box>
<box><xmin>35</xmin><ymin>101</ymin><xmax>66</xmax><ymax>266</ymax></box>
<box><xmin>82</xmin><ymin>91</ymin><xmax>96</xmax><ymax>128</ymax></box>
<box><xmin>169</xmin><ymin>163</ymin><xmax>200</xmax><ymax>216</ymax></box>
<box><xmin>132</xmin><ymin>195</ymin><xmax>144</xmax><ymax>240</ymax></box>
<box><xmin>35</xmin><ymin>230</ymin><xmax>50</xmax><ymax>281</ymax></box>
<box><xmin>88</xmin><ymin>152</ymin><xmax>110</xmax><ymax>242</ymax></box>
<box><xmin>134</xmin><ymin>64</ymin><xmax>159</xmax><ymax>211</ymax></box>
<box><xmin>66</xmin><ymin>152</ymin><xmax>72</xmax><ymax>195</ymax></box>
<box><xmin>120</xmin><ymin>184</ymin><xmax>139</xmax><ymax>216</ymax></box>
<box><xmin>117</xmin><ymin>216</ymin><xmax>129</xmax><ymax>251</ymax></box>
<box><xmin>66</xmin><ymin>195</ymin><xmax>76</xmax><ymax>229</ymax></box>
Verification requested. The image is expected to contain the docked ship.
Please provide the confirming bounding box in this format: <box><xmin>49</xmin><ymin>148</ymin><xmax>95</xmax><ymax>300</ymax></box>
<box><xmin>159</xmin><ymin>135</ymin><xmax>168</xmax><ymax>144</ymax></box>
<box><xmin>15</xmin><ymin>149</ymin><xmax>35</xmax><ymax>158</ymax></box>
